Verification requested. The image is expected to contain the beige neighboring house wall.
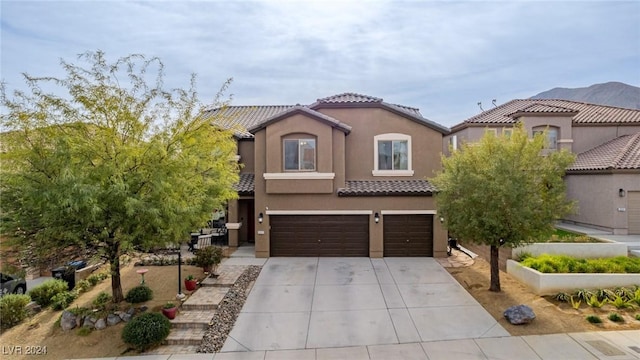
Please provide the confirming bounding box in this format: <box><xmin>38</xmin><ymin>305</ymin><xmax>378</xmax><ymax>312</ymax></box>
<box><xmin>447</xmin><ymin>99</ymin><xmax>640</xmax><ymax>235</ymax></box>
<box><xmin>565</xmin><ymin>173</ymin><xmax>640</xmax><ymax>234</ymax></box>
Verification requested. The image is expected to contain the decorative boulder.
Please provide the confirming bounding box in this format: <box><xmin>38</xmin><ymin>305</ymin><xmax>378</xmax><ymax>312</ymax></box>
<box><xmin>60</xmin><ymin>311</ymin><xmax>77</xmax><ymax>331</ymax></box>
<box><xmin>82</xmin><ymin>317</ymin><xmax>96</xmax><ymax>329</ymax></box>
<box><xmin>504</xmin><ymin>305</ymin><xmax>536</xmax><ymax>325</ymax></box>
<box><xmin>94</xmin><ymin>318</ymin><xmax>107</xmax><ymax>330</ymax></box>
<box><xmin>107</xmin><ymin>313</ymin><xmax>122</xmax><ymax>326</ymax></box>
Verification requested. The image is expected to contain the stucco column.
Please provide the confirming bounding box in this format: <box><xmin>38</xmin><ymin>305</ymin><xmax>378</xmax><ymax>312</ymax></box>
<box><xmin>370</xmin><ymin>212</ymin><xmax>383</xmax><ymax>258</ymax></box>
<box><xmin>433</xmin><ymin>215</ymin><xmax>448</xmax><ymax>257</ymax></box>
<box><xmin>226</xmin><ymin>199</ymin><xmax>239</xmax><ymax>248</ymax></box>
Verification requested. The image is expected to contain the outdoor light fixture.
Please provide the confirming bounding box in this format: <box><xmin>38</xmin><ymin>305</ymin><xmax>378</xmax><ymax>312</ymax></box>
<box><xmin>258</xmin><ymin>213</ymin><xmax>263</xmax><ymax>224</ymax></box>
<box><xmin>374</xmin><ymin>212</ymin><xmax>380</xmax><ymax>223</ymax></box>
<box><xmin>619</xmin><ymin>188</ymin><xmax>626</xmax><ymax>197</ymax></box>
<box><xmin>439</xmin><ymin>216</ymin><xmax>444</xmax><ymax>223</ymax></box>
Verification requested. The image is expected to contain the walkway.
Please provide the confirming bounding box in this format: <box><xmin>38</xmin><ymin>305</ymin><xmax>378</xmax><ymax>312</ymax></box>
<box><xmin>556</xmin><ymin>222</ymin><xmax>640</xmax><ymax>256</ymax></box>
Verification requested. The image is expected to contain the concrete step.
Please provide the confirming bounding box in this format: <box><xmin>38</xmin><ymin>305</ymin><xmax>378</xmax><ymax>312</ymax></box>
<box><xmin>145</xmin><ymin>344</ymin><xmax>200</xmax><ymax>355</ymax></box>
<box><xmin>200</xmin><ymin>265</ymin><xmax>247</xmax><ymax>287</ymax></box>
<box><xmin>181</xmin><ymin>287</ymin><xmax>228</xmax><ymax>311</ymax></box>
<box><xmin>170</xmin><ymin>310</ymin><xmax>215</xmax><ymax>329</ymax></box>
<box><xmin>165</xmin><ymin>327</ymin><xmax>207</xmax><ymax>346</ymax></box>
<box><xmin>630</xmin><ymin>249</ymin><xmax>640</xmax><ymax>257</ymax></box>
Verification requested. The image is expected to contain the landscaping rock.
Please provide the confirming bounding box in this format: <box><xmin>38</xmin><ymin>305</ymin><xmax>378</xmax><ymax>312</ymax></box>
<box><xmin>94</xmin><ymin>318</ymin><xmax>107</xmax><ymax>330</ymax></box>
<box><xmin>504</xmin><ymin>304</ymin><xmax>536</xmax><ymax>325</ymax></box>
<box><xmin>60</xmin><ymin>311</ymin><xmax>77</xmax><ymax>331</ymax></box>
<box><xmin>120</xmin><ymin>312</ymin><xmax>132</xmax><ymax>322</ymax></box>
<box><xmin>198</xmin><ymin>265</ymin><xmax>262</xmax><ymax>353</ymax></box>
<box><xmin>126</xmin><ymin>307</ymin><xmax>136</xmax><ymax>316</ymax></box>
<box><xmin>107</xmin><ymin>313</ymin><xmax>121</xmax><ymax>326</ymax></box>
<box><xmin>82</xmin><ymin>317</ymin><xmax>95</xmax><ymax>329</ymax></box>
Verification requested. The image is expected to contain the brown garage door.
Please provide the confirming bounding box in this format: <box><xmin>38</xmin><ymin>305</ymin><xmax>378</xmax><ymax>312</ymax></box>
<box><xmin>270</xmin><ymin>215</ymin><xmax>369</xmax><ymax>257</ymax></box>
<box><xmin>384</xmin><ymin>214</ymin><xmax>433</xmax><ymax>257</ymax></box>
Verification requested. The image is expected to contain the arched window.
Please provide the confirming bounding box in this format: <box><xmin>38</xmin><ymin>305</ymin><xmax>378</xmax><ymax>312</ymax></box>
<box><xmin>532</xmin><ymin>126</ymin><xmax>558</xmax><ymax>150</ymax></box>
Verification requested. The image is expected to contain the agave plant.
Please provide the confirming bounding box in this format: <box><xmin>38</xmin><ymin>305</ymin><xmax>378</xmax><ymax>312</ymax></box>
<box><xmin>610</xmin><ymin>294</ymin><xmax>635</xmax><ymax>309</ymax></box>
<box><xmin>586</xmin><ymin>294</ymin><xmax>608</xmax><ymax>308</ymax></box>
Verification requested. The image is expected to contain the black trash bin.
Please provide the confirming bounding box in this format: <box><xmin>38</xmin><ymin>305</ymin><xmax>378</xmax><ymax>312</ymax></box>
<box><xmin>51</xmin><ymin>260</ymin><xmax>87</xmax><ymax>291</ymax></box>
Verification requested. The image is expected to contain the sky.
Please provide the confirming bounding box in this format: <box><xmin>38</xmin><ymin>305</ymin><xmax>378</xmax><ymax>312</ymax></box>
<box><xmin>1</xmin><ymin>1</ymin><xmax>639</xmax><ymax>127</ymax></box>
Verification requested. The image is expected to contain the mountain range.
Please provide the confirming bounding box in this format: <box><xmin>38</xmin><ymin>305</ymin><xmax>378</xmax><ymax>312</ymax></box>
<box><xmin>531</xmin><ymin>81</ymin><xmax>640</xmax><ymax>109</ymax></box>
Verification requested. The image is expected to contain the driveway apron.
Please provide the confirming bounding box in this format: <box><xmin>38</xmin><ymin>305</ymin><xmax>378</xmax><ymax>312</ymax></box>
<box><xmin>222</xmin><ymin>257</ymin><xmax>508</xmax><ymax>352</ymax></box>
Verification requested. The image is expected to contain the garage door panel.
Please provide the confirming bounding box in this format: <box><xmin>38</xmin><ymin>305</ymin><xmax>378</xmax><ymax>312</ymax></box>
<box><xmin>270</xmin><ymin>215</ymin><xmax>369</xmax><ymax>257</ymax></box>
<box><xmin>384</xmin><ymin>215</ymin><xmax>433</xmax><ymax>257</ymax></box>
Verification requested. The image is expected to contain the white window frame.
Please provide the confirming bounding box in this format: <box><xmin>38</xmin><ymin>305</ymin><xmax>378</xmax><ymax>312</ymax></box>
<box><xmin>532</xmin><ymin>126</ymin><xmax>558</xmax><ymax>150</ymax></box>
<box><xmin>373</xmin><ymin>133</ymin><xmax>414</xmax><ymax>176</ymax></box>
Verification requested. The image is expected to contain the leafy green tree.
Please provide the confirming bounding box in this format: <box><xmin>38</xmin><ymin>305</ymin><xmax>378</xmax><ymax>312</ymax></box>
<box><xmin>1</xmin><ymin>51</ymin><xmax>239</xmax><ymax>302</ymax></box>
<box><xmin>431</xmin><ymin>124</ymin><xmax>575</xmax><ymax>291</ymax></box>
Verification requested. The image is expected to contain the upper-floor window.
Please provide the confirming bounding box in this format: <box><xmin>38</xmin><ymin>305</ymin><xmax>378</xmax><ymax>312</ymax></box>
<box><xmin>284</xmin><ymin>138</ymin><xmax>316</xmax><ymax>171</ymax></box>
<box><xmin>373</xmin><ymin>133</ymin><xmax>413</xmax><ymax>176</ymax></box>
<box><xmin>532</xmin><ymin>126</ymin><xmax>558</xmax><ymax>150</ymax></box>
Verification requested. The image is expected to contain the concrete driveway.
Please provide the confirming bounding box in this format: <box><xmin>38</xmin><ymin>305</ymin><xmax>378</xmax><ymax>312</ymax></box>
<box><xmin>221</xmin><ymin>257</ymin><xmax>508</xmax><ymax>352</ymax></box>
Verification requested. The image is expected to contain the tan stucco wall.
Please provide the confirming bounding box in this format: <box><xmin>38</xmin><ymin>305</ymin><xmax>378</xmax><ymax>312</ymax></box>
<box><xmin>564</xmin><ymin>173</ymin><xmax>640</xmax><ymax>234</ymax></box>
<box><xmin>571</xmin><ymin>125</ymin><xmax>640</xmax><ymax>154</ymax></box>
<box><xmin>318</xmin><ymin>107</ymin><xmax>443</xmax><ymax>179</ymax></box>
<box><xmin>238</xmin><ymin>139</ymin><xmax>254</xmax><ymax>174</ymax></box>
<box><xmin>251</xmin><ymin>106</ymin><xmax>447</xmax><ymax>258</ymax></box>
<box><xmin>253</xmin><ymin>194</ymin><xmax>447</xmax><ymax>258</ymax></box>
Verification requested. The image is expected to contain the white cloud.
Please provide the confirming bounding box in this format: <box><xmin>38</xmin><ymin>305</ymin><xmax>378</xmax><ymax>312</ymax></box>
<box><xmin>1</xmin><ymin>0</ymin><xmax>638</xmax><ymax>126</ymax></box>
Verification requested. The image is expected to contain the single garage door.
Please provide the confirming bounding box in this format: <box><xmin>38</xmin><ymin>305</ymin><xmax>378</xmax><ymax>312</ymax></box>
<box><xmin>384</xmin><ymin>214</ymin><xmax>433</xmax><ymax>257</ymax></box>
<box><xmin>270</xmin><ymin>215</ymin><xmax>369</xmax><ymax>257</ymax></box>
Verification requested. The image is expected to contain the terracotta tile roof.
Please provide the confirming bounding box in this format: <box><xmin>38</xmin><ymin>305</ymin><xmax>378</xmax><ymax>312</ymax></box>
<box><xmin>204</xmin><ymin>105</ymin><xmax>295</xmax><ymax>138</ymax></box>
<box><xmin>337</xmin><ymin>180</ymin><xmax>436</xmax><ymax>196</ymax></box>
<box><xmin>233</xmin><ymin>173</ymin><xmax>254</xmax><ymax>195</ymax></box>
<box><xmin>452</xmin><ymin>99</ymin><xmax>640</xmax><ymax>130</ymax></box>
<box><xmin>205</xmin><ymin>92</ymin><xmax>449</xmax><ymax>137</ymax></box>
<box><xmin>568</xmin><ymin>132</ymin><xmax>640</xmax><ymax>172</ymax></box>
<box><xmin>315</xmin><ymin>92</ymin><xmax>383</xmax><ymax>104</ymax></box>
<box><xmin>248</xmin><ymin>105</ymin><xmax>352</xmax><ymax>134</ymax></box>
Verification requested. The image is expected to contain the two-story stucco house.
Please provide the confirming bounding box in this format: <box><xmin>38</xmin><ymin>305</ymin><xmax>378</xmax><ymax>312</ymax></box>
<box><xmin>446</xmin><ymin>99</ymin><xmax>640</xmax><ymax>235</ymax></box>
<box><xmin>206</xmin><ymin>93</ymin><xmax>450</xmax><ymax>258</ymax></box>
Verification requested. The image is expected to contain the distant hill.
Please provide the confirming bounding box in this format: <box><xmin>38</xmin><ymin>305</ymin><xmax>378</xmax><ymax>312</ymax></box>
<box><xmin>531</xmin><ymin>82</ymin><xmax>640</xmax><ymax>109</ymax></box>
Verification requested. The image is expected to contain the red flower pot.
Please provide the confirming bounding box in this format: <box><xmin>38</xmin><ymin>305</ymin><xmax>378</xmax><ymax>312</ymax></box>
<box><xmin>184</xmin><ymin>279</ymin><xmax>198</xmax><ymax>291</ymax></box>
<box><xmin>162</xmin><ymin>307</ymin><xmax>177</xmax><ymax>320</ymax></box>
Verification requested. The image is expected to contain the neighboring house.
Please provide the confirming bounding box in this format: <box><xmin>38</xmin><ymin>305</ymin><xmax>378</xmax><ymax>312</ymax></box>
<box><xmin>447</xmin><ymin>99</ymin><xmax>640</xmax><ymax>235</ymax></box>
<box><xmin>206</xmin><ymin>93</ymin><xmax>450</xmax><ymax>258</ymax></box>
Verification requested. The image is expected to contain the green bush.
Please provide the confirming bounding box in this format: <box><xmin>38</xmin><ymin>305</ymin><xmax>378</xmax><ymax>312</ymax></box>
<box><xmin>92</xmin><ymin>292</ymin><xmax>113</xmax><ymax>310</ymax></box>
<box><xmin>27</xmin><ymin>279</ymin><xmax>69</xmax><ymax>307</ymax></box>
<box><xmin>586</xmin><ymin>315</ymin><xmax>602</xmax><ymax>324</ymax></box>
<box><xmin>0</xmin><ymin>294</ymin><xmax>31</xmax><ymax>330</ymax></box>
<box><xmin>635</xmin><ymin>314</ymin><xmax>640</xmax><ymax>321</ymax></box>
<box><xmin>76</xmin><ymin>327</ymin><xmax>92</xmax><ymax>336</ymax></box>
<box><xmin>86</xmin><ymin>272</ymin><xmax>108</xmax><ymax>286</ymax></box>
<box><xmin>121</xmin><ymin>312</ymin><xmax>171</xmax><ymax>351</ymax></box>
<box><xmin>51</xmin><ymin>291</ymin><xmax>78</xmax><ymax>310</ymax></box>
<box><xmin>608</xmin><ymin>313</ymin><xmax>624</xmax><ymax>323</ymax></box>
<box><xmin>520</xmin><ymin>255</ymin><xmax>640</xmax><ymax>274</ymax></box>
<box><xmin>125</xmin><ymin>285</ymin><xmax>153</xmax><ymax>304</ymax></box>
<box><xmin>75</xmin><ymin>279</ymin><xmax>91</xmax><ymax>293</ymax></box>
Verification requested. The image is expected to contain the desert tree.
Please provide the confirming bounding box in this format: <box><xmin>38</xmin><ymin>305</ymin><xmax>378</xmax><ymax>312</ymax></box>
<box><xmin>0</xmin><ymin>51</ymin><xmax>239</xmax><ymax>302</ymax></box>
<box><xmin>430</xmin><ymin>124</ymin><xmax>575</xmax><ymax>291</ymax></box>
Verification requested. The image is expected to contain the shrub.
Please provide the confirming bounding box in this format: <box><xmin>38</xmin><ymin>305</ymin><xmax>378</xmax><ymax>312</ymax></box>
<box><xmin>586</xmin><ymin>294</ymin><xmax>607</xmax><ymax>308</ymax></box>
<box><xmin>636</xmin><ymin>314</ymin><xmax>640</xmax><ymax>321</ymax></box>
<box><xmin>0</xmin><ymin>294</ymin><xmax>31</xmax><ymax>329</ymax></box>
<box><xmin>121</xmin><ymin>312</ymin><xmax>171</xmax><ymax>351</ymax></box>
<box><xmin>610</xmin><ymin>295</ymin><xmax>635</xmax><ymax>310</ymax></box>
<box><xmin>51</xmin><ymin>291</ymin><xmax>78</xmax><ymax>310</ymax></box>
<box><xmin>27</xmin><ymin>279</ymin><xmax>69</xmax><ymax>307</ymax></box>
<box><xmin>575</xmin><ymin>289</ymin><xmax>594</xmax><ymax>303</ymax></box>
<box><xmin>86</xmin><ymin>272</ymin><xmax>109</xmax><ymax>286</ymax></box>
<box><xmin>608</xmin><ymin>313</ymin><xmax>624</xmax><ymax>323</ymax></box>
<box><xmin>520</xmin><ymin>255</ymin><xmax>640</xmax><ymax>274</ymax></box>
<box><xmin>92</xmin><ymin>292</ymin><xmax>113</xmax><ymax>310</ymax></box>
<box><xmin>75</xmin><ymin>279</ymin><xmax>91</xmax><ymax>293</ymax></box>
<box><xmin>553</xmin><ymin>292</ymin><xmax>570</xmax><ymax>302</ymax></box>
<box><xmin>586</xmin><ymin>315</ymin><xmax>602</xmax><ymax>324</ymax></box>
<box><xmin>125</xmin><ymin>285</ymin><xmax>153</xmax><ymax>304</ymax></box>
<box><xmin>67</xmin><ymin>306</ymin><xmax>91</xmax><ymax>317</ymax></box>
<box><xmin>570</xmin><ymin>296</ymin><xmax>582</xmax><ymax>310</ymax></box>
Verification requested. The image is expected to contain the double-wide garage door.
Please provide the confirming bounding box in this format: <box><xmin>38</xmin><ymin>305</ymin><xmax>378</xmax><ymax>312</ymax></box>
<box><xmin>270</xmin><ymin>214</ymin><xmax>434</xmax><ymax>257</ymax></box>
<box><xmin>270</xmin><ymin>215</ymin><xmax>369</xmax><ymax>257</ymax></box>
